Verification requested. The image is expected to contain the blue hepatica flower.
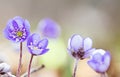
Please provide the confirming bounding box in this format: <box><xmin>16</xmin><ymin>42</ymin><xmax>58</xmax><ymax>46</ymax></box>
<box><xmin>68</xmin><ymin>34</ymin><xmax>95</xmax><ymax>60</ymax></box>
<box><xmin>4</xmin><ymin>16</ymin><xmax>30</xmax><ymax>42</ymax></box>
<box><xmin>87</xmin><ymin>49</ymin><xmax>111</xmax><ymax>73</ymax></box>
<box><xmin>38</xmin><ymin>18</ymin><xmax>61</xmax><ymax>38</ymax></box>
<box><xmin>27</xmin><ymin>33</ymin><xmax>49</xmax><ymax>56</ymax></box>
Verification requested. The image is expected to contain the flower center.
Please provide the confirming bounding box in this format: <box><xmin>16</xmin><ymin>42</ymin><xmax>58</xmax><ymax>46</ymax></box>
<box><xmin>16</xmin><ymin>31</ymin><xmax>23</xmax><ymax>37</ymax></box>
<box><xmin>33</xmin><ymin>46</ymin><xmax>39</xmax><ymax>51</ymax></box>
<box><xmin>72</xmin><ymin>48</ymin><xmax>85</xmax><ymax>60</ymax></box>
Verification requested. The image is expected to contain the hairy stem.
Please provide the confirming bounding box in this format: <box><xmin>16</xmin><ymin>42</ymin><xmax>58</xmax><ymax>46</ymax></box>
<box><xmin>73</xmin><ymin>59</ymin><xmax>79</xmax><ymax>77</ymax></box>
<box><xmin>16</xmin><ymin>42</ymin><xmax>22</xmax><ymax>77</ymax></box>
<box><xmin>28</xmin><ymin>55</ymin><xmax>34</xmax><ymax>77</ymax></box>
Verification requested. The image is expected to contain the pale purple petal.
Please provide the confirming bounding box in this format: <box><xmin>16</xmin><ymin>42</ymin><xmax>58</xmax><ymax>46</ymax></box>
<box><xmin>87</xmin><ymin>60</ymin><xmax>97</xmax><ymax>71</ymax></box>
<box><xmin>92</xmin><ymin>53</ymin><xmax>103</xmax><ymax>62</ymax></box>
<box><xmin>24</xmin><ymin>19</ymin><xmax>30</xmax><ymax>29</ymax></box>
<box><xmin>12</xmin><ymin>20</ymin><xmax>19</xmax><ymax>29</ymax></box>
<box><xmin>97</xmin><ymin>65</ymin><xmax>107</xmax><ymax>73</ymax></box>
<box><xmin>83</xmin><ymin>48</ymin><xmax>95</xmax><ymax>58</ymax></box>
<box><xmin>68</xmin><ymin>38</ymin><xmax>71</xmax><ymax>50</ymax></box>
<box><xmin>103</xmin><ymin>52</ymin><xmax>111</xmax><ymax>68</ymax></box>
<box><xmin>13</xmin><ymin>16</ymin><xmax>24</xmax><ymax>26</ymax></box>
<box><xmin>83</xmin><ymin>37</ymin><xmax>92</xmax><ymax>51</ymax></box>
<box><xmin>3</xmin><ymin>27</ymin><xmax>10</xmax><ymax>40</ymax></box>
<box><xmin>70</xmin><ymin>34</ymin><xmax>83</xmax><ymax>52</ymax></box>
<box><xmin>39</xmin><ymin>49</ymin><xmax>49</xmax><ymax>55</ymax></box>
<box><xmin>92</xmin><ymin>49</ymin><xmax>105</xmax><ymax>55</ymax></box>
<box><xmin>27</xmin><ymin>33</ymin><xmax>40</xmax><ymax>46</ymax></box>
<box><xmin>31</xmin><ymin>49</ymin><xmax>42</xmax><ymax>55</ymax></box>
<box><xmin>38</xmin><ymin>39</ymin><xmax>48</xmax><ymax>49</ymax></box>
<box><xmin>32</xmin><ymin>34</ymin><xmax>40</xmax><ymax>46</ymax></box>
<box><xmin>6</xmin><ymin>19</ymin><xmax>13</xmax><ymax>27</ymax></box>
<box><xmin>27</xmin><ymin>34</ymin><xmax>34</xmax><ymax>46</ymax></box>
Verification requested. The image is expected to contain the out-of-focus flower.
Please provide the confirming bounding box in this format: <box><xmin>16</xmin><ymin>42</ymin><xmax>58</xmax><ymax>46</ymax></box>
<box><xmin>27</xmin><ymin>33</ymin><xmax>49</xmax><ymax>56</ymax></box>
<box><xmin>68</xmin><ymin>34</ymin><xmax>95</xmax><ymax>60</ymax></box>
<box><xmin>38</xmin><ymin>18</ymin><xmax>61</xmax><ymax>38</ymax></box>
<box><xmin>87</xmin><ymin>49</ymin><xmax>111</xmax><ymax>73</ymax></box>
<box><xmin>4</xmin><ymin>16</ymin><xmax>30</xmax><ymax>42</ymax></box>
<box><xmin>0</xmin><ymin>63</ymin><xmax>15</xmax><ymax>77</ymax></box>
<box><xmin>0</xmin><ymin>63</ymin><xmax>10</xmax><ymax>74</ymax></box>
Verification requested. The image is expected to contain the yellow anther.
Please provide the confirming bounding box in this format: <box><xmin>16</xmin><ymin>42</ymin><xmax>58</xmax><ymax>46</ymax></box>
<box><xmin>17</xmin><ymin>31</ymin><xmax>23</xmax><ymax>37</ymax></box>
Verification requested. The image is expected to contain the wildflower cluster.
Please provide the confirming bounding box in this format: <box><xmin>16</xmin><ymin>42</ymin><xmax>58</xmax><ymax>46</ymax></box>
<box><xmin>3</xmin><ymin>16</ymin><xmax>50</xmax><ymax>77</ymax></box>
<box><xmin>67</xmin><ymin>34</ymin><xmax>111</xmax><ymax>77</ymax></box>
<box><xmin>2</xmin><ymin>16</ymin><xmax>111</xmax><ymax>77</ymax></box>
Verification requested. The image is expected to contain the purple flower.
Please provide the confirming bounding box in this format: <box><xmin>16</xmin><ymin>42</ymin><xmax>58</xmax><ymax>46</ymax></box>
<box><xmin>27</xmin><ymin>33</ymin><xmax>49</xmax><ymax>56</ymax></box>
<box><xmin>38</xmin><ymin>18</ymin><xmax>61</xmax><ymax>38</ymax></box>
<box><xmin>68</xmin><ymin>34</ymin><xmax>95</xmax><ymax>60</ymax></box>
<box><xmin>3</xmin><ymin>16</ymin><xmax>30</xmax><ymax>42</ymax></box>
<box><xmin>87</xmin><ymin>49</ymin><xmax>111</xmax><ymax>73</ymax></box>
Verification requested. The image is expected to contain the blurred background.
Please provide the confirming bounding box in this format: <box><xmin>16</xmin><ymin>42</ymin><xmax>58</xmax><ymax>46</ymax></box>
<box><xmin>0</xmin><ymin>0</ymin><xmax>120</xmax><ymax>77</ymax></box>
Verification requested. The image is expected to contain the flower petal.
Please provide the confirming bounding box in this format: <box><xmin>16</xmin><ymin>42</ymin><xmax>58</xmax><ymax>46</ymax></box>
<box><xmin>13</xmin><ymin>16</ymin><xmax>24</xmax><ymax>27</ymax></box>
<box><xmin>97</xmin><ymin>65</ymin><xmax>107</xmax><ymax>73</ymax></box>
<box><xmin>103</xmin><ymin>51</ymin><xmax>111</xmax><ymax>68</ymax></box>
<box><xmin>39</xmin><ymin>49</ymin><xmax>49</xmax><ymax>55</ymax></box>
<box><xmin>6</xmin><ymin>19</ymin><xmax>14</xmax><ymax>30</ymax></box>
<box><xmin>68</xmin><ymin>38</ymin><xmax>71</xmax><ymax>50</ymax></box>
<box><xmin>27</xmin><ymin>33</ymin><xmax>40</xmax><ymax>46</ymax></box>
<box><xmin>3</xmin><ymin>27</ymin><xmax>10</xmax><ymax>40</ymax></box>
<box><xmin>83</xmin><ymin>48</ymin><xmax>95</xmax><ymax>58</ymax></box>
<box><xmin>29</xmin><ymin>48</ymin><xmax>49</xmax><ymax>56</ymax></box>
<box><xmin>87</xmin><ymin>60</ymin><xmax>97</xmax><ymax>72</ymax></box>
<box><xmin>32</xmin><ymin>34</ymin><xmax>40</xmax><ymax>45</ymax></box>
<box><xmin>31</xmin><ymin>50</ymin><xmax>41</xmax><ymax>55</ymax></box>
<box><xmin>24</xmin><ymin>19</ymin><xmax>30</xmax><ymax>29</ymax></box>
<box><xmin>27</xmin><ymin>35</ymin><xmax>33</xmax><ymax>46</ymax></box>
<box><xmin>92</xmin><ymin>49</ymin><xmax>105</xmax><ymax>55</ymax></box>
<box><xmin>38</xmin><ymin>39</ymin><xmax>48</xmax><ymax>49</ymax></box>
<box><xmin>92</xmin><ymin>53</ymin><xmax>103</xmax><ymax>62</ymax></box>
<box><xmin>83</xmin><ymin>37</ymin><xmax>92</xmax><ymax>51</ymax></box>
<box><xmin>70</xmin><ymin>34</ymin><xmax>83</xmax><ymax>52</ymax></box>
<box><xmin>12</xmin><ymin>20</ymin><xmax>19</xmax><ymax>29</ymax></box>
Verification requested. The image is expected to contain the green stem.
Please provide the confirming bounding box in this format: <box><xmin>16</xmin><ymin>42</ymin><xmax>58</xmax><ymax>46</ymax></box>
<box><xmin>16</xmin><ymin>42</ymin><xmax>22</xmax><ymax>77</ymax></box>
<box><xmin>28</xmin><ymin>55</ymin><xmax>34</xmax><ymax>77</ymax></box>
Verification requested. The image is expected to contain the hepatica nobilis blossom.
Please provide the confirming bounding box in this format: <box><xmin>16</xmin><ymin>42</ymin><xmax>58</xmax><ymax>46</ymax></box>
<box><xmin>38</xmin><ymin>18</ymin><xmax>61</xmax><ymax>38</ymax></box>
<box><xmin>87</xmin><ymin>49</ymin><xmax>111</xmax><ymax>73</ymax></box>
<box><xmin>68</xmin><ymin>34</ymin><xmax>95</xmax><ymax>60</ymax></box>
<box><xmin>27</xmin><ymin>33</ymin><xmax>49</xmax><ymax>56</ymax></box>
<box><xmin>4</xmin><ymin>16</ymin><xmax>30</xmax><ymax>42</ymax></box>
<box><xmin>27</xmin><ymin>33</ymin><xmax>49</xmax><ymax>77</ymax></box>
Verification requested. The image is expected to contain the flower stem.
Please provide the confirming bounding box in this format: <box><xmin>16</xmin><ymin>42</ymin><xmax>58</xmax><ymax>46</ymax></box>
<box><xmin>73</xmin><ymin>59</ymin><xmax>79</xmax><ymax>77</ymax></box>
<box><xmin>17</xmin><ymin>42</ymin><xmax>23</xmax><ymax>77</ymax></box>
<box><xmin>28</xmin><ymin>55</ymin><xmax>34</xmax><ymax>77</ymax></box>
<box><xmin>100</xmin><ymin>72</ymin><xmax>108</xmax><ymax>77</ymax></box>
